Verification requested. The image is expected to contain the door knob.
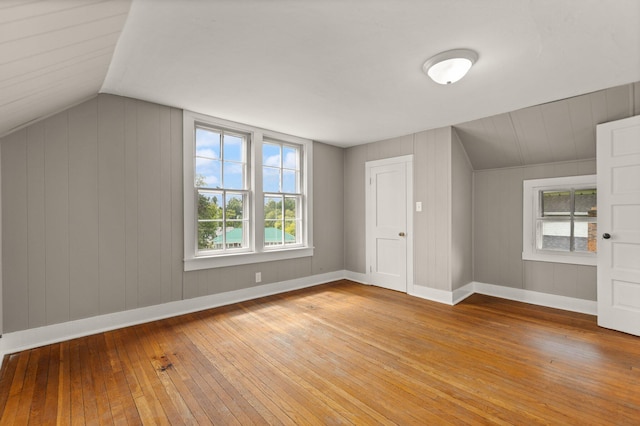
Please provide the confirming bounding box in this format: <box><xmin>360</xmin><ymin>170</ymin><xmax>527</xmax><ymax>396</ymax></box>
<box><xmin>602</xmin><ymin>233</ymin><xmax>611</xmax><ymax>239</ymax></box>
<box><xmin>399</xmin><ymin>232</ymin><xmax>406</xmax><ymax>237</ymax></box>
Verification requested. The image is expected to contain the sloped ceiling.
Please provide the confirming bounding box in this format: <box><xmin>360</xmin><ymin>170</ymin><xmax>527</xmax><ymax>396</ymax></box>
<box><xmin>101</xmin><ymin>0</ymin><xmax>640</xmax><ymax>147</ymax></box>
<box><xmin>0</xmin><ymin>0</ymin><xmax>639</xmax><ymax>158</ymax></box>
<box><xmin>454</xmin><ymin>82</ymin><xmax>640</xmax><ymax>170</ymax></box>
<box><xmin>0</xmin><ymin>0</ymin><xmax>131</xmax><ymax>137</ymax></box>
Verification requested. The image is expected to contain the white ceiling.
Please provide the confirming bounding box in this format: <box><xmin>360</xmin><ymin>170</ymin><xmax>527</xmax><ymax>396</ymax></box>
<box><xmin>101</xmin><ymin>0</ymin><xmax>640</xmax><ymax>147</ymax></box>
<box><xmin>0</xmin><ymin>0</ymin><xmax>131</xmax><ymax>137</ymax></box>
<box><xmin>1</xmin><ymin>0</ymin><xmax>639</xmax><ymax>149</ymax></box>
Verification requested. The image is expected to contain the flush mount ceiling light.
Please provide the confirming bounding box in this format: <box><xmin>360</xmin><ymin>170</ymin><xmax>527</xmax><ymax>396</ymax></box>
<box><xmin>422</xmin><ymin>49</ymin><xmax>478</xmax><ymax>85</ymax></box>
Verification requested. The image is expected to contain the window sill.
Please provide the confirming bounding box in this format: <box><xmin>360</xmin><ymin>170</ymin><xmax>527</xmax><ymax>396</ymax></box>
<box><xmin>522</xmin><ymin>250</ymin><xmax>596</xmax><ymax>266</ymax></box>
<box><xmin>184</xmin><ymin>247</ymin><xmax>314</xmax><ymax>271</ymax></box>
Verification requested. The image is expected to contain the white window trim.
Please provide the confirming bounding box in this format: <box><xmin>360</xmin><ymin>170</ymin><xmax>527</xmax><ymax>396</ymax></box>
<box><xmin>522</xmin><ymin>175</ymin><xmax>597</xmax><ymax>266</ymax></box>
<box><xmin>183</xmin><ymin>110</ymin><xmax>313</xmax><ymax>271</ymax></box>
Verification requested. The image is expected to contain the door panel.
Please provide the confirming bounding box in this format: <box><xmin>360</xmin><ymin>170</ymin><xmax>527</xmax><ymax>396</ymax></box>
<box><xmin>366</xmin><ymin>157</ymin><xmax>412</xmax><ymax>293</ymax></box>
<box><xmin>377</xmin><ymin>238</ymin><xmax>403</xmax><ymax>277</ymax></box>
<box><xmin>597</xmin><ymin>114</ymin><xmax>640</xmax><ymax>336</ymax></box>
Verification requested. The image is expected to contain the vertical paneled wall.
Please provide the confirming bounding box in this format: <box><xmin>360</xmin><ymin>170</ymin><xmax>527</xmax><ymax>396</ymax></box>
<box><xmin>343</xmin><ymin>128</ymin><xmax>469</xmax><ymax>292</ymax></box>
<box><xmin>312</xmin><ymin>142</ymin><xmax>345</xmax><ymax>275</ymax></box>
<box><xmin>343</xmin><ymin>144</ymin><xmax>366</xmax><ymax>273</ymax></box>
<box><xmin>1</xmin><ymin>95</ymin><xmax>184</xmax><ymax>332</ymax></box>
<box><xmin>450</xmin><ymin>130</ymin><xmax>473</xmax><ymax>290</ymax></box>
<box><xmin>634</xmin><ymin>82</ymin><xmax>640</xmax><ymax>116</ymax></box>
<box><xmin>2</xmin><ymin>129</ymin><xmax>28</xmax><ymax>331</ymax></box>
<box><xmin>343</xmin><ymin>134</ymin><xmax>416</xmax><ymax>276</ymax></box>
<box><xmin>413</xmin><ymin>128</ymin><xmax>452</xmax><ymax>291</ymax></box>
<box><xmin>473</xmin><ymin>159</ymin><xmax>598</xmax><ymax>300</ymax></box>
<box><xmin>2</xmin><ymin>94</ymin><xmax>345</xmax><ymax>333</ymax></box>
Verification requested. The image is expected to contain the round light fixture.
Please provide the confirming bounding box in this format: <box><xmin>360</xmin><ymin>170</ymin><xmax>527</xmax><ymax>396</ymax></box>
<box><xmin>422</xmin><ymin>49</ymin><xmax>478</xmax><ymax>85</ymax></box>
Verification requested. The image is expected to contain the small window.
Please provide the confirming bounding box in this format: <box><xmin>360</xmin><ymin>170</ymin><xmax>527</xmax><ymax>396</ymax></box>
<box><xmin>523</xmin><ymin>175</ymin><xmax>597</xmax><ymax>266</ymax></box>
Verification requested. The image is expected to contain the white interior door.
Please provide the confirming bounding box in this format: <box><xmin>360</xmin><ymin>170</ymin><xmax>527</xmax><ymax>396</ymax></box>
<box><xmin>366</xmin><ymin>156</ymin><xmax>413</xmax><ymax>292</ymax></box>
<box><xmin>597</xmin><ymin>115</ymin><xmax>640</xmax><ymax>336</ymax></box>
<box><xmin>0</xmin><ymin>145</ymin><xmax>3</xmax><ymax>337</ymax></box>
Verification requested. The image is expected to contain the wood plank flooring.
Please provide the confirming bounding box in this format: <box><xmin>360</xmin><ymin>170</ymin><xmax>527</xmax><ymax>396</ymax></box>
<box><xmin>1</xmin><ymin>280</ymin><xmax>640</xmax><ymax>425</ymax></box>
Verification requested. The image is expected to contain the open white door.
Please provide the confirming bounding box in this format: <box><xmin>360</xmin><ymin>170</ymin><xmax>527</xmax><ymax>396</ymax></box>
<box><xmin>597</xmin><ymin>115</ymin><xmax>640</xmax><ymax>336</ymax></box>
<box><xmin>366</xmin><ymin>155</ymin><xmax>413</xmax><ymax>293</ymax></box>
<box><xmin>0</xmin><ymin>145</ymin><xmax>3</xmax><ymax>337</ymax></box>
<box><xmin>0</xmin><ymin>145</ymin><xmax>2</xmax><ymax>337</ymax></box>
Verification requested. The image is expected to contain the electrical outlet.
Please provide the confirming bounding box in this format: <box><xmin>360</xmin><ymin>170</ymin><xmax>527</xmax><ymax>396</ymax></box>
<box><xmin>255</xmin><ymin>272</ymin><xmax>262</xmax><ymax>283</ymax></box>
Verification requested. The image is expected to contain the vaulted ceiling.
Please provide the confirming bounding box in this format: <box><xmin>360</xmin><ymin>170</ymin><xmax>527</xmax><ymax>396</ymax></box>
<box><xmin>1</xmin><ymin>0</ymin><xmax>639</xmax><ymax>170</ymax></box>
<box><xmin>455</xmin><ymin>82</ymin><xmax>640</xmax><ymax>170</ymax></box>
<box><xmin>0</xmin><ymin>0</ymin><xmax>131</xmax><ymax>136</ymax></box>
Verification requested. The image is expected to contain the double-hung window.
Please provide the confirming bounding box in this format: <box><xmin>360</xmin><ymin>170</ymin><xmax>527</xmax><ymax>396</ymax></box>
<box><xmin>263</xmin><ymin>141</ymin><xmax>303</xmax><ymax>247</ymax></box>
<box><xmin>523</xmin><ymin>175</ymin><xmax>597</xmax><ymax>266</ymax></box>
<box><xmin>184</xmin><ymin>111</ymin><xmax>313</xmax><ymax>271</ymax></box>
<box><xmin>195</xmin><ymin>126</ymin><xmax>249</xmax><ymax>254</ymax></box>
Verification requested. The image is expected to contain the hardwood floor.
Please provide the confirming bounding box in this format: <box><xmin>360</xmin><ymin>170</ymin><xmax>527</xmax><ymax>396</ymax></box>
<box><xmin>1</xmin><ymin>280</ymin><xmax>639</xmax><ymax>425</ymax></box>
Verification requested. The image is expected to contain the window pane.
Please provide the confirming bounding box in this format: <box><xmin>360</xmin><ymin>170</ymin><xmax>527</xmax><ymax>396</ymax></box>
<box><xmin>195</xmin><ymin>128</ymin><xmax>220</xmax><ymax>159</ymax></box>
<box><xmin>223</xmin><ymin>161</ymin><xmax>244</xmax><ymax>189</ymax></box>
<box><xmin>223</xmin><ymin>221</ymin><xmax>244</xmax><ymax>249</ymax></box>
<box><xmin>264</xmin><ymin>197</ymin><xmax>283</xmax><ymax>220</ymax></box>
<box><xmin>225</xmin><ymin>193</ymin><xmax>245</xmax><ymax>220</ymax></box>
<box><xmin>538</xmin><ymin>220</ymin><xmax>571</xmax><ymax>251</ymax></box>
<box><xmin>587</xmin><ymin>222</ymin><xmax>597</xmax><ymax>253</ymax></box>
<box><xmin>542</xmin><ymin>190</ymin><xmax>571</xmax><ymax>217</ymax></box>
<box><xmin>263</xmin><ymin>167</ymin><xmax>280</xmax><ymax>192</ymax></box>
<box><xmin>265</xmin><ymin>195</ymin><xmax>286</xmax><ymax>247</ymax></box>
<box><xmin>584</xmin><ymin>196</ymin><xmax>598</xmax><ymax>254</ymax></box>
<box><xmin>198</xmin><ymin>222</ymin><xmax>222</xmax><ymax>250</ymax></box>
<box><xmin>263</xmin><ymin>143</ymin><xmax>281</xmax><ymax>167</ymax></box>
<box><xmin>283</xmin><ymin>146</ymin><xmax>299</xmax><ymax>170</ymax></box>
<box><xmin>197</xmin><ymin>191</ymin><xmax>222</xmax><ymax>220</ymax></box>
<box><xmin>574</xmin><ymin>220</ymin><xmax>598</xmax><ymax>253</ymax></box>
<box><xmin>195</xmin><ymin>158</ymin><xmax>221</xmax><ymax>187</ymax></box>
<box><xmin>223</xmin><ymin>134</ymin><xmax>244</xmax><ymax>162</ymax></box>
<box><xmin>575</xmin><ymin>189</ymin><xmax>597</xmax><ymax>216</ymax></box>
<box><xmin>284</xmin><ymin>221</ymin><xmax>297</xmax><ymax>244</ymax></box>
<box><xmin>284</xmin><ymin>196</ymin><xmax>298</xmax><ymax>220</ymax></box>
<box><xmin>264</xmin><ymin>221</ymin><xmax>282</xmax><ymax>245</ymax></box>
<box><xmin>282</xmin><ymin>170</ymin><xmax>298</xmax><ymax>193</ymax></box>
<box><xmin>284</xmin><ymin>197</ymin><xmax>298</xmax><ymax>244</ymax></box>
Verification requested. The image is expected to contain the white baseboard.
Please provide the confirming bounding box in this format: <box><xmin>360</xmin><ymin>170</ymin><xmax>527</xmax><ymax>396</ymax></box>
<box><xmin>0</xmin><ymin>272</ymin><xmax>597</xmax><ymax>371</ymax></box>
<box><xmin>0</xmin><ymin>270</ymin><xmax>345</xmax><ymax>368</ymax></box>
<box><xmin>409</xmin><ymin>281</ymin><xmax>596</xmax><ymax>316</ymax></box>
<box><xmin>343</xmin><ymin>270</ymin><xmax>368</xmax><ymax>285</ymax></box>
<box><xmin>452</xmin><ymin>283</ymin><xmax>475</xmax><ymax>304</ymax></box>
<box><xmin>472</xmin><ymin>281</ymin><xmax>597</xmax><ymax>316</ymax></box>
<box><xmin>409</xmin><ymin>282</ymin><xmax>475</xmax><ymax>305</ymax></box>
<box><xmin>409</xmin><ymin>285</ymin><xmax>456</xmax><ymax>305</ymax></box>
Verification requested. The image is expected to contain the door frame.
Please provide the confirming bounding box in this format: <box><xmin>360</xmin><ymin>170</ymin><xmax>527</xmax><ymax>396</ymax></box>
<box><xmin>365</xmin><ymin>155</ymin><xmax>414</xmax><ymax>293</ymax></box>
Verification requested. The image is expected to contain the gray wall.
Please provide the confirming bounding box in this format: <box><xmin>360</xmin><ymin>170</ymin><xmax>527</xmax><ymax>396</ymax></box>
<box><xmin>473</xmin><ymin>159</ymin><xmax>597</xmax><ymax>300</ymax></box>
<box><xmin>413</xmin><ymin>128</ymin><xmax>452</xmax><ymax>291</ymax></box>
<box><xmin>344</xmin><ymin>127</ymin><xmax>472</xmax><ymax>292</ymax></box>
<box><xmin>2</xmin><ymin>86</ymin><xmax>617</xmax><ymax>333</ymax></box>
<box><xmin>343</xmin><ymin>144</ymin><xmax>366</xmax><ymax>273</ymax></box>
<box><xmin>1</xmin><ymin>94</ymin><xmax>344</xmax><ymax>333</ymax></box>
<box><xmin>451</xmin><ymin>130</ymin><xmax>473</xmax><ymax>290</ymax></box>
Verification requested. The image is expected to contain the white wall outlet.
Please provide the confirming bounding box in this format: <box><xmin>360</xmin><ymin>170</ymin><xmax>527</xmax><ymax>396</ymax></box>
<box><xmin>255</xmin><ymin>272</ymin><xmax>262</xmax><ymax>283</ymax></box>
<box><xmin>416</xmin><ymin>201</ymin><xmax>423</xmax><ymax>212</ymax></box>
